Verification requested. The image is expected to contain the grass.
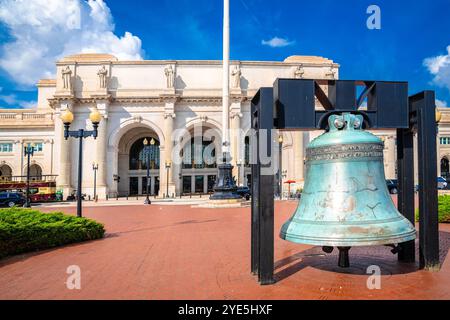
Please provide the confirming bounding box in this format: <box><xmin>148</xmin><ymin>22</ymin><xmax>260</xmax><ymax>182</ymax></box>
<box><xmin>415</xmin><ymin>195</ymin><xmax>450</xmax><ymax>223</ymax></box>
<box><xmin>0</xmin><ymin>207</ymin><xmax>105</xmax><ymax>259</ymax></box>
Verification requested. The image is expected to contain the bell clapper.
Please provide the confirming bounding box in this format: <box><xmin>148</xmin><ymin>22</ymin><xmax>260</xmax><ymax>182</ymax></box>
<box><xmin>337</xmin><ymin>247</ymin><xmax>351</xmax><ymax>268</ymax></box>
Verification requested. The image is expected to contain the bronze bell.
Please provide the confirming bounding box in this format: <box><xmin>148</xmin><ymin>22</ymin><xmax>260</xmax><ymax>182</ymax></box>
<box><xmin>280</xmin><ymin>113</ymin><xmax>416</xmax><ymax>267</ymax></box>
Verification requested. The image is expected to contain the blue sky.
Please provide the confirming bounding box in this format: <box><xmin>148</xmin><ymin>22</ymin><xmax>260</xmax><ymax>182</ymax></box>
<box><xmin>0</xmin><ymin>0</ymin><xmax>449</xmax><ymax>108</ymax></box>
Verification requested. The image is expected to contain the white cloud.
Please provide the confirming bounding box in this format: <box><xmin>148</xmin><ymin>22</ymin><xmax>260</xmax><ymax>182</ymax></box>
<box><xmin>261</xmin><ymin>36</ymin><xmax>295</xmax><ymax>48</ymax></box>
<box><xmin>0</xmin><ymin>0</ymin><xmax>144</xmax><ymax>87</ymax></box>
<box><xmin>0</xmin><ymin>93</ymin><xmax>36</xmax><ymax>109</ymax></box>
<box><xmin>436</xmin><ymin>99</ymin><xmax>448</xmax><ymax>108</ymax></box>
<box><xmin>424</xmin><ymin>45</ymin><xmax>450</xmax><ymax>91</ymax></box>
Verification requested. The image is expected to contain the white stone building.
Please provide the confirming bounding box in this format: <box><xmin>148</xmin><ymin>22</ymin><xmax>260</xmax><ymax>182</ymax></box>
<box><xmin>0</xmin><ymin>53</ymin><xmax>448</xmax><ymax>199</ymax></box>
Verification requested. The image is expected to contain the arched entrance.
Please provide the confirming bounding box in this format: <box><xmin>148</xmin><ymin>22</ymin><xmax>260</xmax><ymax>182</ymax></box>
<box><xmin>179</xmin><ymin>124</ymin><xmax>221</xmax><ymax>195</ymax></box>
<box><xmin>0</xmin><ymin>164</ymin><xmax>12</xmax><ymax>182</ymax></box>
<box><xmin>117</xmin><ymin>126</ymin><xmax>162</xmax><ymax>196</ymax></box>
<box><xmin>441</xmin><ymin>157</ymin><xmax>449</xmax><ymax>180</ymax></box>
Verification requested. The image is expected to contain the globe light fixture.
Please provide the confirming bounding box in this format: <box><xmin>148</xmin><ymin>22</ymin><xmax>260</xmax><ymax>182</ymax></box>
<box><xmin>61</xmin><ymin>109</ymin><xmax>74</xmax><ymax>125</ymax></box>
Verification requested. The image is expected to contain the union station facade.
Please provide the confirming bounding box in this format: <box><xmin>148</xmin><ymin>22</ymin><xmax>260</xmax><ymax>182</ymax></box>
<box><xmin>0</xmin><ymin>53</ymin><xmax>449</xmax><ymax>199</ymax></box>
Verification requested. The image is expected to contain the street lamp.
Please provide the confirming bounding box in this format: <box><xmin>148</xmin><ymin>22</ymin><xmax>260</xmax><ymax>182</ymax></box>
<box><xmin>61</xmin><ymin>108</ymin><xmax>101</xmax><ymax>217</ymax></box>
<box><xmin>143</xmin><ymin>138</ymin><xmax>155</xmax><ymax>204</ymax></box>
<box><xmin>92</xmin><ymin>163</ymin><xmax>98</xmax><ymax>202</ymax></box>
<box><xmin>278</xmin><ymin>135</ymin><xmax>283</xmax><ymax>198</ymax></box>
<box><xmin>165</xmin><ymin>160</ymin><xmax>171</xmax><ymax>198</ymax></box>
<box><xmin>23</xmin><ymin>143</ymin><xmax>35</xmax><ymax>208</ymax></box>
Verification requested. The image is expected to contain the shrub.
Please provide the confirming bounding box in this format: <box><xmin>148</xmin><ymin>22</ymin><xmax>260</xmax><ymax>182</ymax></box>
<box><xmin>0</xmin><ymin>208</ymin><xmax>105</xmax><ymax>259</ymax></box>
<box><xmin>415</xmin><ymin>195</ymin><xmax>450</xmax><ymax>223</ymax></box>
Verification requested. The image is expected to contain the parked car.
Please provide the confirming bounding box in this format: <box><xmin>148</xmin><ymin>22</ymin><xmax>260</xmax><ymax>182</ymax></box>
<box><xmin>0</xmin><ymin>192</ymin><xmax>26</xmax><ymax>207</ymax></box>
<box><xmin>386</xmin><ymin>179</ymin><xmax>398</xmax><ymax>194</ymax></box>
<box><xmin>437</xmin><ymin>176</ymin><xmax>448</xmax><ymax>189</ymax></box>
<box><xmin>236</xmin><ymin>186</ymin><xmax>251</xmax><ymax>200</ymax></box>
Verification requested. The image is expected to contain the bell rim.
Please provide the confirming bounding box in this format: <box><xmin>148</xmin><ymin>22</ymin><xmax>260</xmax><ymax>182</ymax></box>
<box><xmin>279</xmin><ymin>229</ymin><xmax>416</xmax><ymax>247</ymax></box>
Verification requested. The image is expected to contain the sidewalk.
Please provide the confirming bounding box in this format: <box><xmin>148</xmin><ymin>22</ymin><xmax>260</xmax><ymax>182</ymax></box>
<box><xmin>37</xmin><ymin>195</ymin><xmax>208</xmax><ymax>208</ymax></box>
<box><xmin>1</xmin><ymin>201</ymin><xmax>449</xmax><ymax>299</ymax></box>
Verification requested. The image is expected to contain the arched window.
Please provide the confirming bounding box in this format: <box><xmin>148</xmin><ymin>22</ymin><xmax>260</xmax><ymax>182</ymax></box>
<box><xmin>0</xmin><ymin>164</ymin><xmax>12</xmax><ymax>181</ymax></box>
<box><xmin>181</xmin><ymin>138</ymin><xmax>216</xmax><ymax>169</ymax></box>
<box><xmin>129</xmin><ymin>137</ymin><xmax>160</xmax><ymax>170</ymax></box>
<box><xmin>26</xmin><ymin>164</ymin><xmax>42</xmax><ymax>180</ymax></box>
<box><xmin>441</xmin><ymin>157</ymin><xmax>449</xmax><ymax>180</ymax></box>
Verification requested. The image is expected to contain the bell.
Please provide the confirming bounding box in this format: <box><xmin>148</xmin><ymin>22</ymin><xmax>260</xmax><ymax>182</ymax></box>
<box><xmin>280</xmin><ymin>113</ymin><xmax>416</xmax><ymax>267</ymax></box>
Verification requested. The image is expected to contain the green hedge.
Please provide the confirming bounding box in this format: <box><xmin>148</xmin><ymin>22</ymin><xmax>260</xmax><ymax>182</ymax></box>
<box><xmin>415</xmin><ymin>195</ymin><xmax>450</xmax><ymax>223</ymax></box>
<box><xmin>0</xmin><ymin>208</ymin><xmax>105</xmax><ymax>259</ymax></box>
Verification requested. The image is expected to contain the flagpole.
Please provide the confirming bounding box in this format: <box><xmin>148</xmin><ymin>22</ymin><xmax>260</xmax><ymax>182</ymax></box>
<box><xmin>210</xmin><ymin>0</ymin><xmax>240</xmax><ymax>201</ymax></box>
<box><xmin>222</xmin><ymin>0</ymin><xmax>230</xmax><ymax>156</ymax></box>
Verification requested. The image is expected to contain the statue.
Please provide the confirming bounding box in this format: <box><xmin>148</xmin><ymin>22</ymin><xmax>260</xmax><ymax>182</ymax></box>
<box><xmin>164</xmin><ymin>65</ymin><xmax>175</xmax><ymax>89</ymax></box>
<box><xmin>97</xmin><ymin>65</ymin><xmax>108</xmax><ymax>89</ymax></box>
<box><xmin>231</xmin><ymin>65</ymin><xmax>241</xmax><ymax>88</ymax></box>
<box><xmin>294</xmin><ymin>65</ymin><xmax>304</xmax><ymax>79</ymax></box>
<box><xmin>62</xmin><ymin>66</ymin><xmax>72</xmax><ymax>90</ymax></box>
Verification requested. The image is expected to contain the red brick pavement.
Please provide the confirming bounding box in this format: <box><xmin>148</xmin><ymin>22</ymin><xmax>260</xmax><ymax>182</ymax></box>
<box><xmin>0</xmin><ymin>201</ymin><xmax>449</xmax><ymax>300</ymax></box>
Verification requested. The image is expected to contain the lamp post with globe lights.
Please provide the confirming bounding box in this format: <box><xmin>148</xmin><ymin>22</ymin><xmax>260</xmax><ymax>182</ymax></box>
<box><xmin>61</xmin><ymin>108</ymin><xmax>102</xmax><ymax>217</ymax></box>
<box><xmin>23</xmin><ymin>143</ymin><xmax>35</xmax><ymax>208</ymax></box>
<box><xmin>143</xmin><ymin>137</ymin><xmax>156</xmax><ymax>205</ymax></box>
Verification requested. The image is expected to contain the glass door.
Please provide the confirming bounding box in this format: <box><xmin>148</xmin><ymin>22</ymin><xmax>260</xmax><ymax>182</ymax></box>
<box><xmin>182</xmin><ymin>176</ymin><xmax>191</xmax><ymax>194</ymax></box>
<box><xmin>129</xmin><ymin>177</ymin><xmax>139</xmax><ymax>195</ymax></box>
<box><xmin>195</xmin><ymin>175</ymin><xmax>204</xmax><ymax>193</ymax></box>
<box><xmin>154</xmin><ymin>176</ymin><xmax>160</xmax><ymax>195</ymax></box>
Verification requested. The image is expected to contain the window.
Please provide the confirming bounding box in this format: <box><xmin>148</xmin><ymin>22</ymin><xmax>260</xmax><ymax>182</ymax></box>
<box><xmin>0</xmin><ymin>143</ymin><xmax>13</xmax><ymax>153</ymax></box>
<box><xmin>440</xmin><ymin>137</ymin><xmax>450</xmax><ymax>145</ymax></box>
<box><xmin>181</xmin><ymin>138</ymin><xmax>216</xmax><ymax>169</ymax></box>
<box><xmin>27</xmin><ymin>142</ymin><xmax>43</xmax><ymax>152</ymax></box>
<box><xmin>129</xmin><ymin>138</ymin><xmax>160</xmax><ymax>170</ymax></box>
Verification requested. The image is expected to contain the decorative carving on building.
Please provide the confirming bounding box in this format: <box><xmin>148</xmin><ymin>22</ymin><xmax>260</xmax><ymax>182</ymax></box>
<box><xmin>294</xmin><ymin>65</ymin><xmax>304</xmax><ymax>79</ymax></box>
<box><xmin>133</xmin><ymin>115</ymin><xmax>143</xmax><ymax>123</ymax></box>
<box><xmin>164</xmin><ymin>65</ymin><xmax>175</xmax><ymax>89</ymax></box>
<box><xmin>231</xmin><ymin>111</ymin><xmax>243</xmax><ymax>119</ymax></box>
<box><xmin>61</xmin><ymin>66</ymin><xmax>72</xmax><ymax>90</ymax></box>
<box><xmin>97</xmin><ymin>65</ymin><xmax>108</xmax><ymax>89</ymax></box>
<box><xmin>325</xmin><ymin>66</ymin><xmax>337</xmax><ymax>79</ymax></box>
<box><xmin>164</xmin><ymin>113</ymin><xmax>176</xmax><ymax>119</ymax></box>
<box><xmin>231</xmin><ymin>65</ymin><xmax>241</xmax><ymax>88</ymax></box>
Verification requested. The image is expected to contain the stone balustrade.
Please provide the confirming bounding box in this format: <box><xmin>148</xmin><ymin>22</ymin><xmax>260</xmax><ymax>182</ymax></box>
<box><xmin>0</xmin><ymin>110</ymin><xmax>54</xmax><ymax>128</ymax></box>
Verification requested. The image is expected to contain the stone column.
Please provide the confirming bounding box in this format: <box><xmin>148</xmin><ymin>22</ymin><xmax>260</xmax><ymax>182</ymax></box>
<box><xmin>385</xmin><ymin>135</ymin><xmax>397</xmax><ymax>179</ymax></box>
<box><xmin>56</xmin><ymin>101</ymin><xmax>73</xmax><ymax>197</ymax></box>
<box><xmin>437</xmin><ymin>133</ymin><xmax>441</xmax><ymax>177</ymax></box>
<box><xmin>94</xmin><ymin>99</ymin><xmax>109</xmax><ymax>199</ymax></box>
<box><xmin>160</xmin><ymin>98</ymin><xmax>177</xmax><ymax>197</ymax></box>
<box><xmin>230</xmin><ymin>102</ymin><xmax>242</xmax><ymax>180</ymax></box>
<box><xmin>293</xmin><ymin>132</ymin><xmax>305</xmax><ymax>184</ymax></box>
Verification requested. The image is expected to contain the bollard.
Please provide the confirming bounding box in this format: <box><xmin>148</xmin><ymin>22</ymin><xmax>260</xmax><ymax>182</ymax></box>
<box><xmin>106</xmin><ymin>194</ymin><xmax>109</xmax><ymax>201</ymax></box>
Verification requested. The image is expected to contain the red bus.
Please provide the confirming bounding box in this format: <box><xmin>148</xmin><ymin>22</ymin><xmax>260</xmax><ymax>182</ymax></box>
<box><xmin>0</xmin><ymin>175</ymin><xmax>58</xmax><ymax>202</ymax></box>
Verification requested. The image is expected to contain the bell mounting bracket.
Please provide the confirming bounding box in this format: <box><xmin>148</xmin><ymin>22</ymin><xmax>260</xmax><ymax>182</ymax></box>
<box><xmin>251</xmin><ymin>79</ymin><xmax>440</xmax><ymax>285</ymax></box>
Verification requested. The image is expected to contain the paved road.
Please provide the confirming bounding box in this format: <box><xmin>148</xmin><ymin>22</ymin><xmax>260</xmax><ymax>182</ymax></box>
<box><xmin>0</xmin><ymin>201</ymin><xmax>449</xmax><ymax>299</ymax></box>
